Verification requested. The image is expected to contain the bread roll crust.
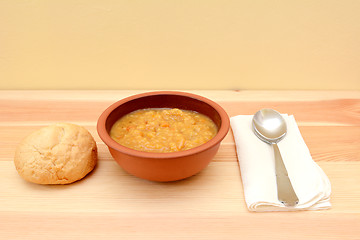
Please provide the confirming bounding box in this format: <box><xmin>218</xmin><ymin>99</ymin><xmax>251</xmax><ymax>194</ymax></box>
<box><xmin>14</xmin><ymin>123</ymin><xmax>97</xmax><ymax>184</ymax></box>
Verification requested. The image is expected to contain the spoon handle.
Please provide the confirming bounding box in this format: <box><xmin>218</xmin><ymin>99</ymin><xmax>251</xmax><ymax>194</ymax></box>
<box><xmin>273</xmin><ymin>143</ymin><xmax>299</xmax><ymax>207</ymax></box>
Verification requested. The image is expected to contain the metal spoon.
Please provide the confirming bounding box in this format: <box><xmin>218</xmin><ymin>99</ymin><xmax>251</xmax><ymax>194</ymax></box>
<box><xmin>252</xmin><ymin>109</ymin><xmax>299</xmax><ymax>207</ymax></box>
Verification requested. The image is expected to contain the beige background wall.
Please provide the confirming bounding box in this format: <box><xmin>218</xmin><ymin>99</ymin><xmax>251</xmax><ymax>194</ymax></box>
<box><xmin>1</xmin><ymin>0</ymin><xmax>359</xmax><ymax>90</ymax></box>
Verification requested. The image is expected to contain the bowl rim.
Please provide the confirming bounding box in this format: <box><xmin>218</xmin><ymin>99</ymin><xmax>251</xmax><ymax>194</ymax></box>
<box><xmin>97</xmin><ymin>91</ymin><xmax>230</xmax><ymax>159</ymax></box>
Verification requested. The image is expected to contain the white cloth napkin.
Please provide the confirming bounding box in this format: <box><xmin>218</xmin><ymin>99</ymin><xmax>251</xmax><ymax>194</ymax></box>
<box><xmin>230</xmin><ymin>114</ymin><xmax>331</xmax><ymax>212</ymax></box>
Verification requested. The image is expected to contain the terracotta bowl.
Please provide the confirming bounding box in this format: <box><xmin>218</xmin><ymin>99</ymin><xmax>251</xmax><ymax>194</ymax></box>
<box><xmin>97</xmin><ymin>91</ymin><xmax>230</xmax><ymax>182</ymax></box>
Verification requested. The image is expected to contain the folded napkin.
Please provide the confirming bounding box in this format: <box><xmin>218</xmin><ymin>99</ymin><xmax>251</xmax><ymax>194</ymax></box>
<box><xmin>231</xmin><ymin>114</ymin><xmax>331</xmax><ymax>212</ymax></box>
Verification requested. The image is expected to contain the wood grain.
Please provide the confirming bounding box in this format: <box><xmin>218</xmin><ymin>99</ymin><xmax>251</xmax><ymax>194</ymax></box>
<box><xmin>0</xmin><ymin>90</ymin><xmax>359</xmax><ymax>240</ymax></box>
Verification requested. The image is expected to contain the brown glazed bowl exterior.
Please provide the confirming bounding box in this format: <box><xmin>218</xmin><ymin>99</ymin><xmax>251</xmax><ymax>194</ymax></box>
<box><xmin>97</xmin><ymin>91</ymin><xmax>230</xmax><ymax>182</ymax></box>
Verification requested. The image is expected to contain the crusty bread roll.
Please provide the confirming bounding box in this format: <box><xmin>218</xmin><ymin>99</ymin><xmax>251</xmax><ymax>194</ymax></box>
<box><xmin>14</xmin><ymin>123</ymin><xmax>97</xmax><ymax>184</ymax></box>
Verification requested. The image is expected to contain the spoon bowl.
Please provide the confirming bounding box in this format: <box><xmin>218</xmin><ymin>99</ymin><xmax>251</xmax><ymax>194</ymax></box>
<box><xmin>252</xmin><ymin>108</ymin><xmax>287</xmax><ymax>143</ymax></box>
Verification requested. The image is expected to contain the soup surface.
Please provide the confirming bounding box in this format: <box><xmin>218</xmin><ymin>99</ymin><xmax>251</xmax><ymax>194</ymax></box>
<box><xmin>110</xmin><ymin>108</ymin><xmax>218</xmax><ymax>153</ymax></box>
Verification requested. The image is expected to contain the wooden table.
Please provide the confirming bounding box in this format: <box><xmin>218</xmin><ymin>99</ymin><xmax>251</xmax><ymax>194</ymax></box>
<box><xmin>1</xmin><ymin>90</ymin><xmax>359</xmax><ymax>239</ymax></box>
